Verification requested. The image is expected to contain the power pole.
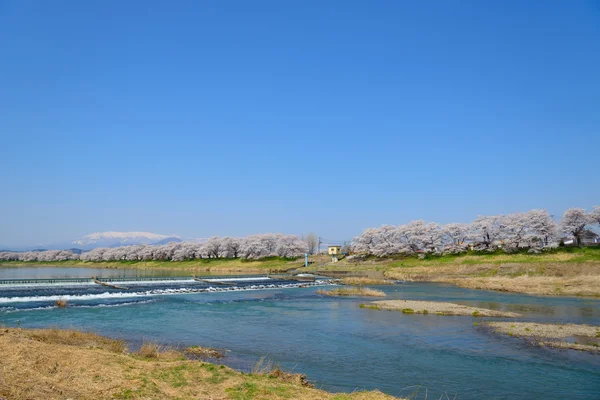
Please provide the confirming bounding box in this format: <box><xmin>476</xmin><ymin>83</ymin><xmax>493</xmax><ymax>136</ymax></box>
<box><xmin>318</xmin><ymin>237</ymin><xmax>322</xmax><ymax>254</ymax></box>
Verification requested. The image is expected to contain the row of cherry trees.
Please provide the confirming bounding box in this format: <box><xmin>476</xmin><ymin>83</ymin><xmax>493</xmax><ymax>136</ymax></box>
<box><xmin>352</xmin><ymin>207</ymin><xmax>600</xmax><ymax>256</ymax></box>
<box><xmin>0</xmin><ymin>233</ymin><xmax>308</xmax><ymax>262</ymax></box>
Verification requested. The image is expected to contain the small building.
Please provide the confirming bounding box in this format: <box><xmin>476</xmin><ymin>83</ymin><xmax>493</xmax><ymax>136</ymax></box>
<box><xmin>328</xmin><ymin>246</ymin><xmax>342</xmax><ymax>255</ymax></box>
<box><xmin>328</xmin><ymin>246</ymin><xmax>342</xmax><ymax>263</ymax></box>
<box><xmin>582</xmin><ymin>230</ymin><xmax>600</xmax><ymax>245</ymax></box>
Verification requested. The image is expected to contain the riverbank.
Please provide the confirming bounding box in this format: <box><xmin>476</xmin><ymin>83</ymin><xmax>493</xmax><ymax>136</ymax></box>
<box><xmin>484</xmin><ymin>321</ymin><xmax>600</xmax><ymax>354</ymax></box>
<box><xmin>0</xmin><ymin>256</ymin><xmax>302</xmax><ymax>273</ymax></box>
<box><xmin>0</xmin><ymin>328</ymin><xmax>400</xmax><ymax>400</ymax></box>
<box><xmin>3</xmin><ymin>248</ymin><xmax>600</xmax><ymax>297</ymax></box>
<box><xmin>384</xmin><ymin>262</ymin><xmax>600</xmax><ymax>297</ymax></box>
<box><xmin>301</xmin><ymin>249</ymin><xmax>600</xmax><ymax>297</ymax></box>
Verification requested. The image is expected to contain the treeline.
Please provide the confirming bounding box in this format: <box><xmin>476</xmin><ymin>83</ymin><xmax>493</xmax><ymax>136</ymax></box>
<box><xmin>0</xmin><ymin>234</ymin><xmax>307</xmax><ymax>262</ymax></box>
<box><xmin>351</xmin><ymin>206</ymin><xmax>600</xmax><ymax>257</ymax></box>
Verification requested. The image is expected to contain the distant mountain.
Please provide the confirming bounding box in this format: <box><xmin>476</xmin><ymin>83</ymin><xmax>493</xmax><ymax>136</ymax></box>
<box><xmin>72</xmin><ymin>231</ymin><xmax>182</xmax><ymax>250</ymax></box>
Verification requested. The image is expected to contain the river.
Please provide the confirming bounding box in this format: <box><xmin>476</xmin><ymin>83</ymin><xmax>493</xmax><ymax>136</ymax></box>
<box><xmin>0</xmin><ymin>267</ymin><xmax>598</xmax><ymax>399</ymax></box>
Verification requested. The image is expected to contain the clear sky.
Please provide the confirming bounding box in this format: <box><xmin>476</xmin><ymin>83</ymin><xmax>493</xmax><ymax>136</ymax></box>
<box><xmin>1</xmin><ymin>1</ymin><xmax>599</xmax><ymax>247</ymax></box>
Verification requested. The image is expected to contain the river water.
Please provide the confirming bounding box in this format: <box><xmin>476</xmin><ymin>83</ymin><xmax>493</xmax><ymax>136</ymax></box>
<box><xmin>0</xmin><ymin>267</ymin><xmax>598</xmax><ymax>400</ymax></box>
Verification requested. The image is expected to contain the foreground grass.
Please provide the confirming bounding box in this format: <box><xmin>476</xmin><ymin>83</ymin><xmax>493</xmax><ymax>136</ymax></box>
<box><xmin>0</xmin><ymin>256</ymin><xmax>303</xmax><ymax>273</ymax></box>
<box><xmin>484</xmin><ymin>321</ymin><xmax>600</xmax><ymax>354</ymax></box>
<box><xmin>0</xmin><ymin>328</ymin><xmax>401</xmax><ymax>400</ymax></box>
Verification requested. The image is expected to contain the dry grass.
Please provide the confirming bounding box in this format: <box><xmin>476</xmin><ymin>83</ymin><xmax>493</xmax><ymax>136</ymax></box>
<box><xmin>25</xmin><ymin>327</ymin><xmax>127</xmax><ymax>353</ymax></box>
<box><xmin>485</xmin><ymin>321</ymin><xmax>600</xmax><ymax>353</ymax></box>
<box><xmin>251</xmin><ymin>356</ymin><xmax>313</xmax><ymax>387</ymax></box>
<box><xmin>339</xmin><ymin>277</ymin><xmax>395</xmax><ymax>286</ymax></box>
<box><xmin>0</xmin><ymin>328</ymin><xmax>402</xmax><ymax>400</ymax></box>
<box><xmin>445</xmin><ymin>275</ymin><xmax>600</xmax><ymax>297</ymax></box>
<box><xmin>136</xmin><ymin>341</ymin><xmax>183</xmax><ymax>361</ymax></box>
<box><xmin>385</xmin><ymin>263</ymin><xmax>600</xmax><ymax>297</ymax></box>
<box><xmin>317</xmin><ymin>287</ymin><xmax>387</xmax><ymax>297</ymax></box>
<box><xmin>363</xmin><ymin>300</ymin><xmax>521</xmax><ymax>317</ymax></box>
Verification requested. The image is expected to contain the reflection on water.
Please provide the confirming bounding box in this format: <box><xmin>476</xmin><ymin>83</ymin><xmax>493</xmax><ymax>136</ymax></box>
<box><xmin>0</xmin><ymin>268</ymin><xmax>598</xmax><ymax>400</ymax></box>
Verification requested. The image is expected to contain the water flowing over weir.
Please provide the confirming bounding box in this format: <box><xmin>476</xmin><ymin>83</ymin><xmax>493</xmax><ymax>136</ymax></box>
<box><xmin>0</xmin><ymin>275</ymin><xmax>333</xmax><ymax>309</ymax></box>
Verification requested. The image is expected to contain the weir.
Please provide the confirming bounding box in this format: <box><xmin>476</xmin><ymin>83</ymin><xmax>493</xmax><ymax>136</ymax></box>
<box><xmin>0</xmin><ymin>277</ymin><xmax>94</xmax><ymax>285</ymax></box>
<box><xmin>193</xmin><ymin>277</ymin><xmax>236</xmax><ymax>285</ymax></box>
<box><xmin>0</xmin><ymin>274</ymin><xmax>274</xmax><ymax>287</ymax></box>
<box><xmin>96</xmin><ymin>276</ymin><xmax>194</xmax><ymax>283</ymax></box>
<box><xmin>93</xmin><ymin>278</ymin><xmax>129</xmax><ymax>290</ymax></box>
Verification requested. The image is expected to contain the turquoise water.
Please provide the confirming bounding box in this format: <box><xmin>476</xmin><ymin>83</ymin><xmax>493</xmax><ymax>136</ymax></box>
<box><xmin>0</xmin><ymin>269</ymin><xmax>599</xmax><ymax>400</ymax></box>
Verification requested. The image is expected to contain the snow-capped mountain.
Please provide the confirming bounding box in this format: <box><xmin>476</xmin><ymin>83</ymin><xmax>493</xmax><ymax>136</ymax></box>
<box><xmin>72</xmin><ymin>231</ymin><xmax>182</xmax><ymax>249</ymax></box>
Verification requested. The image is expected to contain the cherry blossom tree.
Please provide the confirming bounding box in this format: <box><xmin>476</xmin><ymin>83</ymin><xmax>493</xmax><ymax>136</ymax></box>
<box><xmin>442</xmin><ymin>223</ymin><xmax>470</xmax><ymax>246</ymax></box>
<box><xmin>275</xmin><ymin>235</ymin><xmax>308</xmax><ymax>258</ymax></box>
<box><xmin>559</xmin><ymin>208</ymin><xmax>591</xmax><ymax>247</ymax></box>
<box><xmin>590</xmin><ymin>206</ymin><xmax>600</xmax><ymax>227</ymax></box>
<box><xmin>470</xmin><ymin>215</ymin><xmax>503</xmax><ymax>250</ymax></box>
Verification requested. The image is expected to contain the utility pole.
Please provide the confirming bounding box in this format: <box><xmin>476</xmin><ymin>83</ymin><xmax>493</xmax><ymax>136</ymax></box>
<box><xmin>318</xmin><ymin>237</ymin><xmax>322</xmax><ymax>254</ymax></box>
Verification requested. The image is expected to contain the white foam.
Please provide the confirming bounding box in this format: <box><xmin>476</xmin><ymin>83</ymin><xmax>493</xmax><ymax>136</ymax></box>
<box><xmin>0</xmin><ymin>281</ymin><xmax>332</xmax><ymax>304</ymax></box>
<box><xmin>203</xmin><ymin>277</ymin><xmax>271</xmax><ymax>282</ymax></box>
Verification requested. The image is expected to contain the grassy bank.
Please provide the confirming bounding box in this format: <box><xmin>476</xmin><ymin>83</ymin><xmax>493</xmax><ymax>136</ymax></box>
<box><xmin>298</xmin><ymin>247</ymin><xmax>600</xmax><ymax>273</ymax></box>
<box><xmin>298</xmin><ymin>248</ymin><xmax>600</xmax><ymax>297</ymax></box>
<box><xmin>3</xmin><ymin>248</ymin><xmax>600</xmax><ymax>297</ymax></box>
<box><xmin>484</xmin><ymin>321</ymin><xmax>600</xmax><ymax>353</ymax></box>
<box><xmin>0</xmin><ymin>328</ymin><xmax>400</xmax><ymax>400</ymax></box>
<box><xmin>384</xmin><ymin>263</ymin><xmax>600</xmax><ymax>297</ymax></box>
<box><xmin>0</xmin><ymin>256</ymin><xmax>303</xmax><ymax>273</ymax></box>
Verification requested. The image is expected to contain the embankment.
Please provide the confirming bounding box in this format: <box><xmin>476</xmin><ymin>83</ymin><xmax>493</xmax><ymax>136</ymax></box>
<box><xmin>0</xmin><ymin>328</ymin><xmax>400</xmax><ymax>400</ymax></box>
<box><xmin>384</xmin><ymin>263</ymin><xmax>600</xmax><ymax>297</ymax></box>
<box><xmin>0</xmin><ymin>256</ymin><xmax>302</xmax><ymax>273</ymax></box>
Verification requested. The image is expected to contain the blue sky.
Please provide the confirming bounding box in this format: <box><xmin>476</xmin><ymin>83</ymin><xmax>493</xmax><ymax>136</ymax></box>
<box><xmin>1</xmin><ymin>1</ymin><xmax>599</xmax><ymax>247</ymax></box>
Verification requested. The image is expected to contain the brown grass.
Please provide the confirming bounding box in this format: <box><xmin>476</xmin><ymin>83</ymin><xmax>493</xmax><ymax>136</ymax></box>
<box><xmin>136</xmin><ymin>341</ymin><xmax>183</xmax><ymax>361</ymax></box>
<box><xmin>251</xmin><ymin>356</ymin><xmax>313</xmax><ymax>387</ymax></box>
<box><xmin>385</xmin><ymin>263</ymin><xmax>600</xmax><ymax>297</ymax></box>
<box><xmin>340</xmin><ymin>277</ymin><xmax>395</xmax><ymax>286</ymax></box>
<box><xmin>0</xmin><ymin>328</ymin><xmax>402</xmax><ymax>400</ymax></box>
<box><xmin>24</xmin><ymin>327</ymin><xmax>127</xmax><ymax>353</ymax></box>
<box><xmin>317</xmin><ymin>287</ymin><xmax>387</xmax><ymax>297</ymax></box>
